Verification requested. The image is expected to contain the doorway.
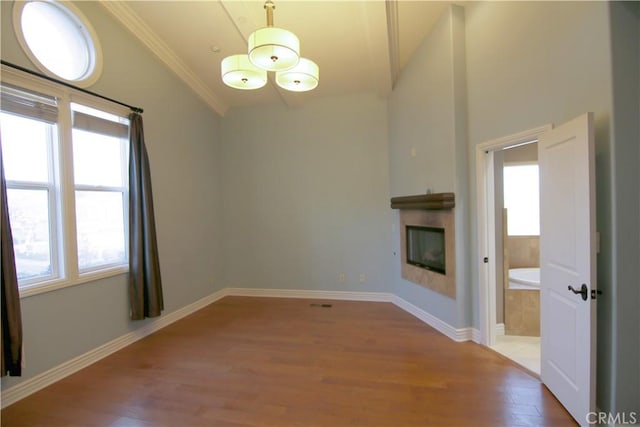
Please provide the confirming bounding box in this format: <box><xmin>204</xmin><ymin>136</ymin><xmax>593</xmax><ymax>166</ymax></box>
<box><xmin>474</xmin><ymin>124</ymin><xmax>551</xmax><ymax>362</ymax></box>
<box><xmin>476</xmin><ymin>115</ymin><xmax>597</xmax><ymax>424</ymax></box>
<box><xmin>490</xmin><ymin>141</ymin><xmax>541</xmax><ymax>374</ymax></box>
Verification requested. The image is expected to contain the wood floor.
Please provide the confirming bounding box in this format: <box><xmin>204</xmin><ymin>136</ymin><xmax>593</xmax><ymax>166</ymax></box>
<box><xmin>2</xmin><ymin>297</ymin><xmax>575</xmax><ymax>426</ymax></box>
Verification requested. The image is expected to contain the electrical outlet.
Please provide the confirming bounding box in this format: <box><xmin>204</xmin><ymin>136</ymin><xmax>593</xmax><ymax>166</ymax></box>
<box><xmin>359</xmin><ymin>273</ymin><xmax>366</xmax><ymax>283</ymax></box>
<box><xmin>339</xmin><ymin>273</ymin><xmax>346</xmax><ymax>283</ymax></box>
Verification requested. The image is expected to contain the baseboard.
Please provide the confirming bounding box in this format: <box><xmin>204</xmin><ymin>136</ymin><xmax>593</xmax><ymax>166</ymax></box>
<box><xmin>1</xmin><ymin>288</ymin><xmax>229</xmax><ymax>409</ymax></box>
<box><xmin>496</xmin><ymin>323</ymin><xmax>505</xmax><ymax>336</ymax></box>
<box><xmin>2</xmin><ymin>286</ymin><xmax>475</xmax><ymax>408</ymax></box>
<box><xmin>471</xmin><ymin>328</ymin><xmax>482</xmax><ymax>343</ymax></box>
<box><xmin>225</xmin><ymin>287</ymin><xmax>393</xmax><ymax>302</ymax></box>
<box><xmin>389</xmin><ymin>295</ymin><xmax>472</xmax><ymax>343</ymax></box>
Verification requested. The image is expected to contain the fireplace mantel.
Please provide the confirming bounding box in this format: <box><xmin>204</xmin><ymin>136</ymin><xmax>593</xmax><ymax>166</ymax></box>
<box><xmin>392</xmin><ymin>192</ymin><xmax>456</xmax><ymax>299</ymax></box>
<box><xmin>390</xmin><ymin>193</ymin><xmax>455</xmax><ymax>210</ymax></box>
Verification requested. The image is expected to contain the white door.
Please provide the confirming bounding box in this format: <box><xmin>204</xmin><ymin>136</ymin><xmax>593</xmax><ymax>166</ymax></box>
<box><xmin>539</xmin><ymin>112</ymin><xmax>596</xmax><ymax>425</ymax></box>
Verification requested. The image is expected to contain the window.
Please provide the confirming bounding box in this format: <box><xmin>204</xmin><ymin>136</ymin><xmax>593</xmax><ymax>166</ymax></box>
<box><xmin>1</xmin><ymin>81</ymin><xmax>129</xmax><ymax>296</ymax></box>
<box><xmin>503</xmin><ymin>164</ymin><xmax>540</xmax><ymax>236</ymax></box>
<box><xmin>13</xmin><ymin>1</ymin><xmax>102</xmax><ymax>86</ymax></box>
<box><xmin>1</xmin><ymin>85</ymin><xmax>59</xmax><ymax>286</ymax></box>
<box><xmin>72</xmin><ymin>104</ymin><xmax>129</xmax><ymax>272</ymax></box>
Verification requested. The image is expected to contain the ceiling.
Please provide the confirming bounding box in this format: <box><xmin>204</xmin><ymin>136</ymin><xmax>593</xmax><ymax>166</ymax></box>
<box><xmin>100</xmin><ymin>1</ymin><xmax>453</xmax><ymax>116</ymax></box>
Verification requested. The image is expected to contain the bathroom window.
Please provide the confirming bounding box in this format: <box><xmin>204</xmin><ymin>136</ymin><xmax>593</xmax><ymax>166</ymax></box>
<box><xmin>504</xmin><ymin>164</ymin><xmax>540</xmax><ymax>236</ymax></box>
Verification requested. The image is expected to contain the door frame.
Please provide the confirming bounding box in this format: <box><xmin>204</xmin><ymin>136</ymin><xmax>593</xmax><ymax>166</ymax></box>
<box><xmin>475</xmin><ymin>124</ymin><xmax>552</xmax><ymax>346</ymax></box>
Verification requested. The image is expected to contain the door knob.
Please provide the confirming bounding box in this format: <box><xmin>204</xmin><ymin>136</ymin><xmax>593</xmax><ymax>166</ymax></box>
<box><xmin>568</xmin><ymin>284</ymin><xmax>588</xmax><ymax>301</ymax></box>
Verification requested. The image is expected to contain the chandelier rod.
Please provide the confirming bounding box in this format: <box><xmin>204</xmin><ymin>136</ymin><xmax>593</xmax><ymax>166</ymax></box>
<box><xmin>265</xmin><ymin>0</ymin><xmax>275</xmax><ymax>27</ymax></box>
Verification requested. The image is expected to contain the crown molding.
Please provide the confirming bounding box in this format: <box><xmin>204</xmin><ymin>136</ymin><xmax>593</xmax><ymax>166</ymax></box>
<box><xmin>385</xmin><ymin>0</ymin><xmax>400</xmax><ymax>88</ymax></box>
<box><xmin>360</xmin><ymin>0</ymin><xmax>393</xmax><ymax>98</ymax></box>
<box><xmin>99</xmin><ymin>1</ymin><xmax>228</xmax><ymax>116</ymax></box>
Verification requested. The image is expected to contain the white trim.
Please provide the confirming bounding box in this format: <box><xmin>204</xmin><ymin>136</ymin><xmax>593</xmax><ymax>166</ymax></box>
<box><xmin>496</xmin><ymin>323</ymin><xmax>505</xmax><ymax>336</ymax></box>
<box><xmin>390</xmin><ymin>294</ymin><xmax>472</xmax><ymax>342</ymax></box>
<box><xmin>476</xmin><ymin>125</ymin><xmax>551</xmax><ymax>152</ymax></box>
<box><xmin>1</xmin><ymin>289</ymin><xmax>229</xmax><ymax>409</ymax></box>
<box><xmin>475</xmin><ymin>124</ymin><xmax>552</xmax><ymax>347</ymax></box>
<box><xmin>19</xmin><ymin>267</ymin><xmax>128</xmax><ymax>299</ymax></box>
<box><xmin>1</xmin><ymin>287</ymin><xmax>475</xmax><ymax>408</ymax></box>
<box><xmin>476</xmin><ymin>146</ymin><xmax>495</xmax><ymax>347</ymax></box>
<box><xmin>1</xmin><ymin>70</ymin><xmax>133</xmax><ymax>299</ymax></box>
<box><xmin>98</xmin><ymin>1</ymin><xmax>227</xmax><ymax>117</ymax></box>
<box><xmin>225</xmin><ymin>287</ymin><xmax>393</xmax><ymax>302</ymax></box>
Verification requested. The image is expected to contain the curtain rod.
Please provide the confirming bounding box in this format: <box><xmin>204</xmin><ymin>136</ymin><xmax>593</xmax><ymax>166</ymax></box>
<box><xmin>1</xmin><ymin>60</ymin><xmax>143</xmax><ymax>114</ymax></box>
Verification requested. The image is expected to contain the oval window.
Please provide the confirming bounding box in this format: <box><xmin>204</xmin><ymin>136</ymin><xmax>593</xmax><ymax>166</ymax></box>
<box><xmin>13</xmin><ymin>1</ymin><xmax>102</xmax><ymax>86</ymax></box>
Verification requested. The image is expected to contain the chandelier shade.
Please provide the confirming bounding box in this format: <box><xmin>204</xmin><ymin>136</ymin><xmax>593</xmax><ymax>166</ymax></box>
<box><xmin>221</xmin><ymin>54</ymin><xmax>267</xmax><ymax>90</ymax></box>
<box><xmin>248</xmin><ymin>27</ymin><xmax>300</xmax><ymax>72</ymax></box>
<box><xmin>275</xmin><ymin>58</ymin><xmax>319</xmax><ymax>92</ymax></box>
<box><xmin>221</xmin><ymin>1</ymin><xmax>318</xmax><ymax>92</ymax></box>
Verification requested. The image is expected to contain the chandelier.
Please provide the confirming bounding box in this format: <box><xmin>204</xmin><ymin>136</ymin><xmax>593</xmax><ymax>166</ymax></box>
<box><xmin>221</xmin><ymin>0</ymin><xmax>319</xmax><ymax>92</ymax></box>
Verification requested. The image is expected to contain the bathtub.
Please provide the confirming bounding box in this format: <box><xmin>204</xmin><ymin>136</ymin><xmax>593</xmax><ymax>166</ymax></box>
<box><xmin>508</xmin><ymin>267</ymin><xmax>540</xmax><ymax>290</ymax></box>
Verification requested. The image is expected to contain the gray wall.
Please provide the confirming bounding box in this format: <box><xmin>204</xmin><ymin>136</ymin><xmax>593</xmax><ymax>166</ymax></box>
<box><xmin>608</xmin><ymin>1</ymin><xmax>640</xmax><ymax>414</ymax></box>
<box><xmin>388</xmin><ymin>5</ymin><xmax>470</xmax><ymax>328</ymax></box>
<box><xmin>1</xmin><ymin>1</ymin><xmax>224</xmax><ymax>390</ymax></box>
<box><xmin>463</xmin><ymin>0</ymin><xmax>636</xmax><ymax>414</ymax></box>
<box><xmin>220</xmin><ymin>93</ymin><xmax>392</xmax><ymax>294</ymax></box>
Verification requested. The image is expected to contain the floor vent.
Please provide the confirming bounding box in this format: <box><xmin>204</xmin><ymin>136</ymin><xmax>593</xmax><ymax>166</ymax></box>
<box><xmin>310</xmin><ymin>303</ymin><xmax>333</xmax><ymax>308</ymax></box>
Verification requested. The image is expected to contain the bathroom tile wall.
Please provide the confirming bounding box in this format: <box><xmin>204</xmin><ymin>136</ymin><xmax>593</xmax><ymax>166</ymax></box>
<box><xmin>504</xmin><ymin>235</ymin><xmax>540</xmax><ymax>336</ymax></box>
<box><xmin>505</xmin><ymin>289</ymin><xmax>541</xmax><ymax>336</ymax></box>
<box><xmin>507</xmin><ymin>236</ymin><xmax>539</xmax><ymax>268</ymax></box>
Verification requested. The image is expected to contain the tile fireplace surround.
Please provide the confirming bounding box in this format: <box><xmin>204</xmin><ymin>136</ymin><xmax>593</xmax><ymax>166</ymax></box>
<box><xmin>391</xmin><ymin>193</ymin><xmax>456</xmax><ymax>299</ymax></box>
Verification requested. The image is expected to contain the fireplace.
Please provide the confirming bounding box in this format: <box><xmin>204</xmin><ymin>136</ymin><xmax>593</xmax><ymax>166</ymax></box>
<box><xmin>391</xmin><ymin>193</ymin><xmax>456</xmax><ymax>299</ymax></box>
<box><xmin>406</xmin><ymin>226</ymin><xmax>446</xmax><ymax>274</ymax></box>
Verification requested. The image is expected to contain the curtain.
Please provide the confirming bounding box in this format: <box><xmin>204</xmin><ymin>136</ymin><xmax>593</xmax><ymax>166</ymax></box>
<box><xmin>1</xmin><ymin>137</ymin><xmax>23</xmax><ymax>376</ymax></box>
<box><xmin>128</xmin><ymin>113</ymin><xmax>163</xmax><ymax>320</ymax></box>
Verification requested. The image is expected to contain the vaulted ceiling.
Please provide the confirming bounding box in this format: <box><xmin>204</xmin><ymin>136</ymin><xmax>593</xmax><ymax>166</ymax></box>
<box><xmin>100</xmin><ymin>1</ymin><xmax>453</xmax><ymax>116</ymax></box>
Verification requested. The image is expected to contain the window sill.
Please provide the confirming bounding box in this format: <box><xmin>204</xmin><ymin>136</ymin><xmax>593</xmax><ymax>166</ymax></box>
<box><xmin>19</xmin><ymin>266</ymin><xmax>128</xmax><ymax>299</ymax></box>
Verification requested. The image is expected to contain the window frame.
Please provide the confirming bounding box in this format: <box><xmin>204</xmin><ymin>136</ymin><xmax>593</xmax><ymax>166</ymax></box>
<box><xmin>12</xmin><ymin>0</ymin><xmax>103</xmax><ymax>87</ymax></box>
<box><xmin>1</xmin><ymin>118</ymin><xmax>61</xmax><ymax>286</ymax></box>
<box><xmin>1</xmin><ymin>65</ymin><xmax>130</xmax><ymax>298</ymax></box>
<box><xmin>71</xmin><ymin>107</ymin><xmax>130</xmax><ymax>275</ymax></box>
